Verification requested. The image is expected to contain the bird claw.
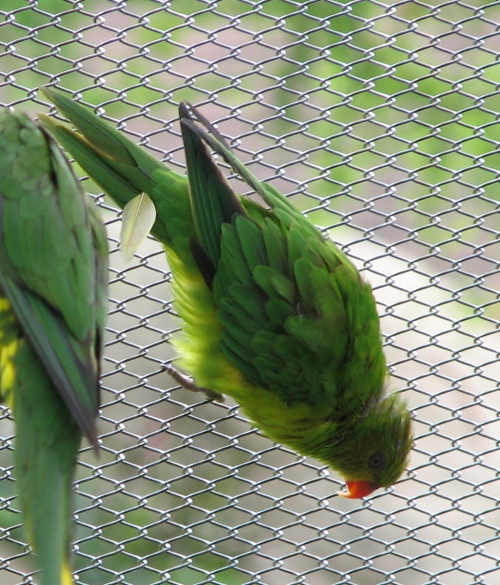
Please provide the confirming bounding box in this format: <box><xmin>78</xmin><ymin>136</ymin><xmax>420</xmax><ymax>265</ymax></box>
<box><xmin>163</xmin><ymin>363</ymin><xmax>225</xmax><ymax>402</ymax></box>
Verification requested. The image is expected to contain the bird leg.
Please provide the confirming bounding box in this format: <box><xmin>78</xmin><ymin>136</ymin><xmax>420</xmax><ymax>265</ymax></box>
<box><xmin>163</xmin><ymin>363</ymin><xmax>225</xmax><ymax>402</ymax></box>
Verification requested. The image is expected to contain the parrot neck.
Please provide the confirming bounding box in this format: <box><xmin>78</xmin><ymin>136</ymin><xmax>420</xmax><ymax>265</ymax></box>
<box><xmin>238</xmin><ymin>393</ymin><xmax>367</xmax><ymax>461</ymax></box>
<box><xmin>284</xmin><ymin>392</ymin><xmax>388</xmax><ymax>464</ymax></box>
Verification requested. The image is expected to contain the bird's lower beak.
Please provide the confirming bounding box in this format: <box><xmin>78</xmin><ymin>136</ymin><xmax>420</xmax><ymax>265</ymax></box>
<box><xmin>337</xmin><ymin>480</ymin><xmax>378</xmax><ymax>499</ymax></box>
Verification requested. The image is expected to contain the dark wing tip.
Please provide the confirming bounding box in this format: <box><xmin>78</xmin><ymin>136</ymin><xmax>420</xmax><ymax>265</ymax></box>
<box><xmin>179</xmin><ymin>101</ymin><xmax>231</xmax><ymax>149</ymax></box>
<box><xmin>178</xmin><ymin>100</ymin><xmax>191</xmax><ymax>121</ymax></box>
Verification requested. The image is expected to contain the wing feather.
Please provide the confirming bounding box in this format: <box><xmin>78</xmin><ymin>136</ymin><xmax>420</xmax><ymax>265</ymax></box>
<box><xmin>0</xmin><ymin>110</ymin><xmax>107</xmax><ymax>447</ymax></box>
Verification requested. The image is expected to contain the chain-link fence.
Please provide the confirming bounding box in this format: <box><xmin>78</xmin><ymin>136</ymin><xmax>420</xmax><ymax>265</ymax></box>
<box><xmin>1</xmin><ymin>1</ymin><xmax>499</xmax><ymax>584</ymax></box>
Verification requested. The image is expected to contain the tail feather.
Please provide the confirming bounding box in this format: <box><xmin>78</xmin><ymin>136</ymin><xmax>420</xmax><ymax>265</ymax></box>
<box><xmin>14</xmin><ymin>342</ymin><xmax>80</xmax><ymax>585</ymax></box>
<box><xmin>40</xmin><ymin>89</ymin><xmax>196</xmax><ymax>248</ymax></box>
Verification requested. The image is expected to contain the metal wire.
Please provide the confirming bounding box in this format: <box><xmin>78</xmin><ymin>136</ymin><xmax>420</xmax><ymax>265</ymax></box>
<box><xmin>1</xmin><ymin>1</ymin><xmax>499</xmax><ymax>584</ymax></box>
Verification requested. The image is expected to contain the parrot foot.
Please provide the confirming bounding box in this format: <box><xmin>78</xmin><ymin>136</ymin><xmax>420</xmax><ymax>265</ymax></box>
<box><xmin>163</xmin><ymin>363</ymin><xmax>225</xmax><ymax>402</ymax></box>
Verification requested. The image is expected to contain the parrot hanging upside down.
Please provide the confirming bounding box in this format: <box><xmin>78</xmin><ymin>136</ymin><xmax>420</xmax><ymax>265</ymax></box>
<box><xmin>40</xmin><ymin>87</ymin><xmax>412</xmax><ymax>499</ymax></box>
<box><xmin>0</xmin><ymin>109</ymin><xmax>108</xmax><ymax>585</ymax></box>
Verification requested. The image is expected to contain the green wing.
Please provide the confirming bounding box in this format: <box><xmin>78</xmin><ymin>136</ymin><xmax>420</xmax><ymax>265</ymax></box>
<box><xmin>0</xmin><ymin>111</ymin><xmax>107</xmax><ymax>444</ymax></box>
<box><xmin>0</xmin><ymin>278</ymin><xmax>99</xmax><ymax>437</ymax></box>
<box><xmin>0</xmin><ymin>109</ymin><xmax>108</xmax><ymax>584</ymax></box>
<box><xmin>179</xmin><ymin>103</ymin><xmax>386</xmax><ymax>412</ymax></box>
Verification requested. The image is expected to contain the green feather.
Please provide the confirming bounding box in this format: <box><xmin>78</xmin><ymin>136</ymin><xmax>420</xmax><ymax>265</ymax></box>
<box><xmin>252</xmin><ymin>265</ymin><xmax>296</xmax><ymax>305</ymax></box>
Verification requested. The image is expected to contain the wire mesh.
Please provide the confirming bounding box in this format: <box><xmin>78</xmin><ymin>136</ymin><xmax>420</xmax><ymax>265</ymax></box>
<box><xmin>1</xmin><ymin>1</ymin><xmax>500</xmax><ymax>584</ymax></box>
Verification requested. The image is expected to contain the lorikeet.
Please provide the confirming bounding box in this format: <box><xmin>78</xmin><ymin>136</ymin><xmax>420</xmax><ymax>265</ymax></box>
<box><xmin>40</xmin><ymin>87</ymin><xmax>412</xmax><ymax>499</ymax></box>
<box><xmin>0</xmin><ymin>109</ymin><xmax>108</xmax><ymax>585</ymax></box>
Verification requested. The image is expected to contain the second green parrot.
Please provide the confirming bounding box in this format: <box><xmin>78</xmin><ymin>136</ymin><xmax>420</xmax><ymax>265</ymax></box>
<box><xmin>41</xmin><ymin>88</ymin><xmax>412</xmax><ymax>499</ymax></box>
<box><xmin>0</xmin><ymin>109</ymin><xmax>108</xmax><ymax>585</ymax></box>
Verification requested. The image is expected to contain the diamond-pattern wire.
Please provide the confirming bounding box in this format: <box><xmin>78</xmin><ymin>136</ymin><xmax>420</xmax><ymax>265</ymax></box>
<box><xmin>1</xmin><ymin>1</ymin><xmax>499</xmax><ymax>584</ymax></box>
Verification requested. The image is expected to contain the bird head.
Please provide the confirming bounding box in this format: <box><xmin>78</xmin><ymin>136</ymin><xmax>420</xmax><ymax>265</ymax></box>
<box><xmin>326</xmin><ymin>393</ymin><xmax>413</xmax><ymax>498</ymax></box>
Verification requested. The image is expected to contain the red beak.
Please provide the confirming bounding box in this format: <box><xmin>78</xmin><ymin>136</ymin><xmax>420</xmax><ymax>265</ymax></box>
<box><xmin>337</xmin><ymin>480</ymin><xmax>378</xmax><ymax>499</ymax></box>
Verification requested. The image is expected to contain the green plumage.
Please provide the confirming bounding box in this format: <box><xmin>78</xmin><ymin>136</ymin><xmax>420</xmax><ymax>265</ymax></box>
<box><xmin>0</xmin><ymin>109</ymin><xmax>108</xmax><ymax>584</ymax></box>
<box><xmin>41</xmin><ymin>88</ymin><xmax>412</xmax><ymax>498</ymax></box>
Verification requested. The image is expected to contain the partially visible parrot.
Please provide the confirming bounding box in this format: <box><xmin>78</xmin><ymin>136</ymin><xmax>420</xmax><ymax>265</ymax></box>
<box><xmin>0</xmin><ymin>109</ymin><xmax>108</xmax><ymax>585</ymax></box>
<box><xmin>40</xmin><ymin>87</ymin><xmax>412</xmax><ymax>499</ymax></box>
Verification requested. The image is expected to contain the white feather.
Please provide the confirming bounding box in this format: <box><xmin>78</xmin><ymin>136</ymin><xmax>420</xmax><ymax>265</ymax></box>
<box><xmin>120</xmin><ymin>193</ymin><xmax>156</xmax><ymax>262</ymax></box>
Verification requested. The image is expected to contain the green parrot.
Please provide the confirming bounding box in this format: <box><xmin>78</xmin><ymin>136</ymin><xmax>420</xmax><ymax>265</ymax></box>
<box><xmin>0</xmin><ymin>109</ymin><xmax>108</xmax><ymax>585</ymax></box>
<box><xmin>40</xmin><ymin>87</ymin><xmax>412</xmax><ymax>499</ymax></box>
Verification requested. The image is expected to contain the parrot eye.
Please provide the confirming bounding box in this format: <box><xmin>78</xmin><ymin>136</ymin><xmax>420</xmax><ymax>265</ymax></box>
<box><xmin>369</xmin><ymin>452</ymin><xmax>385</xmax><ymax>471</ymax></box>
